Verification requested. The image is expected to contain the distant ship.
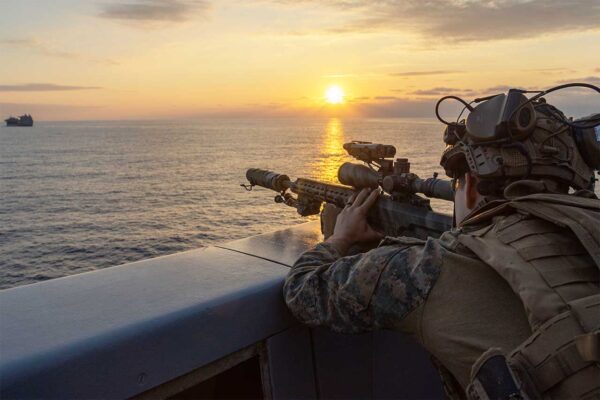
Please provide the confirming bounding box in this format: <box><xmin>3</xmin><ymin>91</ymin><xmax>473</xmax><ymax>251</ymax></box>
<box><xmin>5</xmin><ymin>114</ymin><xmax>34</xmax><ymax>127</ymax></box>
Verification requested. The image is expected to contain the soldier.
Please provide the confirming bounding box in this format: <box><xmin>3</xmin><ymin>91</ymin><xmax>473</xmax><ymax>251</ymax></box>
<box><xmin>283</xmin><ymin>95</ymin><xmax>600</xmax><ymax>399</ymax></box>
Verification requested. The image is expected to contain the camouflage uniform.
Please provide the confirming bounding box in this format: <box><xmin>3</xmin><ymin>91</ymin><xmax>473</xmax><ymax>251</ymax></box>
<box><xmin>284</xmin><ymin>224</ymin><xmax>533</xmax><ymax>396</ymax></box>
<box><xmin>284</xmin><ymin>191</ymin><xmax>600</xmax><ymax>398</ymax></box>
<box><xmin>284</xmin><ymin>236</ymin><xmax>441</xmax><ymax>334</ymax></box>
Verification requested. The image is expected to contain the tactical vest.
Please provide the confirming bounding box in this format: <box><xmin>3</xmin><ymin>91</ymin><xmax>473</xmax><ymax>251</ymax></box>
<box><xmin>457</xmin><ymin>193</ymin><xmax>600</xmax><ymax>399</ymax></box>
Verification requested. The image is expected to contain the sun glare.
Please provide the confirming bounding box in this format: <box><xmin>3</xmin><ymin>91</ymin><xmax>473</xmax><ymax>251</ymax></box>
<box><xmin>325</xmin><ymin>85</ymin><xmax>345</xmax><ymax>104</ymax></box>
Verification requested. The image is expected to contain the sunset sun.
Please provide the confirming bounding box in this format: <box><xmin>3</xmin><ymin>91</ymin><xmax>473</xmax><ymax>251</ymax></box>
<box><xmin>325</xmin><ymin>85</ymin><xmax>345</xmax><ymax>104</ymax></box>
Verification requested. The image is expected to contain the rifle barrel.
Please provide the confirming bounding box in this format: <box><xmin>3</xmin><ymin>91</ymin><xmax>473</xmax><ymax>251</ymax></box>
<box><xmin>246</xmin><ymin>168</ymin><xmax>292</xmax><ymax>192</ymax></box>
<box><xmin>291</xmin><ymin>178</ymin><xmax>353</xmax><ymax>208</ymax></box>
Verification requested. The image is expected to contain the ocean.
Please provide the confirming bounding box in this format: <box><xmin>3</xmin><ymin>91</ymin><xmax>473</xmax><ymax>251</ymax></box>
<box><xmin>0</xmin><ymin>117</ymin><xmax>537</xmax><ymax>289</ymax></box>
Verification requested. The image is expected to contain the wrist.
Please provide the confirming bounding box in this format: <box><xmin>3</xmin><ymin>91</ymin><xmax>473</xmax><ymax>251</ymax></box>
<box><xmin>325</xmin><ymin>235</ymin><xmax>352</xmax><ymax>256</ymax></box>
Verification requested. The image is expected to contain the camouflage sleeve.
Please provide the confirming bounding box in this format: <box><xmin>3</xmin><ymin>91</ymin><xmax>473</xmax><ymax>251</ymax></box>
<box><xmin>283</xmin><ymin>237</ymin><xmax>444</xmax><ymax>334</ymax></box>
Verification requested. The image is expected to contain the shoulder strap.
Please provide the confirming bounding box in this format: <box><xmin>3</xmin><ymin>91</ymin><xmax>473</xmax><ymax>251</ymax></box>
<box><xmin>464</xmin><ymin>194</ymin><xmax>600</xmax><ymax>268</ymax></box>
<box><xmin>509</xmin><ymin>197</ymin><xmax>600</xmax><ymax>269</ymax></box>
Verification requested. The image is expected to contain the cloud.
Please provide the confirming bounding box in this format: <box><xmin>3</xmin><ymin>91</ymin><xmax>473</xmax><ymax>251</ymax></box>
<box><xmin>98</xmin><ymin>0</ymin><xmax>209</xmax><ymax>23</ymax></box>
<box><xmin>207</xmin><ymin>98</ymin><xmax>438</xmax><ymax>118</ymax></box>
<box><xmin>535</xmin><ymin>89</ymin><xmax>599</xmax><ymax>117</ymax></box>
<box><xmin>0</xmin><ymin>38</ymin><xmax>118</xmax><ymax>65</ymax></box>
<box><xmin>272</xmin><ymin>0</ymin><xmax>599</xmax><ymax>42</ymax></box>
<box><xmin>555</xmin><ymin>76</ymin><xmax>600</xmax><ymax>86</ymax></box>
<box><xmin>481</xmin><ymin>85</ymin><xmax>514</xmax><ymax>93</ymax></box>
<box><xmin>524</xmin><ymin>67</ymin><xmax>575</xmax><ymax>74</ymax></box>
<box><xmin>406</xmin><ymin>84</ymin><xmax>544</xmax><ymax>98</ymax></box>
<box><xmin>374</xmin><ymin>96</ymin><xmax>400</xmax><ymax>100</ymax></box>
<box><xmin>0</xmin><ymin>83</ymin><xmax>102</xmax><ymax>92</ymax></box>
<box><xmin>352</xmin><ymin>98</ymin><xmax>437</xmax><ymax>118</ymax></box>
<box><xmin>398</xmin><ymin>81</ymin><xmax>599</xmax><ymax>117</ymax></box>
<box><xmin>352</xmin><ymin>88</ymin><xmax>597</xmax><ymax>119</ymax></box>
<box><xmin>390</xmin><ymin>70</ymin><xmax>463</xmax><ymax>77</ymax></box>
<box><xmin>402</xmin><ymin>85</ymin><xmax>544</xmax><ymax>100</ymax></box>
<box><xmin>409</xmin><ymin>87</ymin><xmax>472</xmax><ymax>96</ymax></box>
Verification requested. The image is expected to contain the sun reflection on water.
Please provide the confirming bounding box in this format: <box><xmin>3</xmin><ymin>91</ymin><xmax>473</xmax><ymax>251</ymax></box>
<box><xmin>310</xmin><ymin>118</ymin><xmax>351</xmax><ymax>183</ymax></box>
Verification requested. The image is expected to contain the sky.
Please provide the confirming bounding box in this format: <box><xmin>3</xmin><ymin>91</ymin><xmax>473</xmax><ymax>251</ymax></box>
<box><xmin>0</xmin><ymin>0</ymin><xmax>599</xmax><ymax>121</ymax></box>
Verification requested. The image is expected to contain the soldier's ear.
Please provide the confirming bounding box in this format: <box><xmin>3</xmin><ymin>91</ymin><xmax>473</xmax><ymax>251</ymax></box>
<box><xmin>465</xmin><ymin>173</ymin><xmax>480</xmax><ymax>210</ymax></box>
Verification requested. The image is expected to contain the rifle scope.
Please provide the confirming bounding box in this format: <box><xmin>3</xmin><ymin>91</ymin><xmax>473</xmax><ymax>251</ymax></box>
<box><xmin>338</xmin><ymin>163</ymin><xmax>379</xmax><ymax>189</ymax></box>
<box><xmin>338</xmin><ymin>162</ymin><xmax>454</xmax><ymax>201</ymax></box>
<box><xmin>382</xmin><ymin>175</ymin><xmax>455</xmax><ymax>201</ymax></box>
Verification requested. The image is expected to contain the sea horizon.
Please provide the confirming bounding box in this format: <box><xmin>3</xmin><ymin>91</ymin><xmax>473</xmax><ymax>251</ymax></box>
<box><xmin>1</xmin><ymin>117</ymin><xmax>455</xmax><ymax>289</ymax></box>
<box><xmin>3</xmin><ymin>115</ymin><xmax>441</xmax><ymax>124</ymax></box>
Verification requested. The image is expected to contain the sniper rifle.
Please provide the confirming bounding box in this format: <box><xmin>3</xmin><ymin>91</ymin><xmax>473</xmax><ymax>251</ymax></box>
<box><xmin>243</xmin><ymin>142</ymin><xmax>454</xmax><ymax>239</ymax></box>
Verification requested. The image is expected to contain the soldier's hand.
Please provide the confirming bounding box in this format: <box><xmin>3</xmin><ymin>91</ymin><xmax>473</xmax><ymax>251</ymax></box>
<box><xmin>326</xmin><ymin>188</ymin><xmax>384</xmax><ymax>254</ymax></box>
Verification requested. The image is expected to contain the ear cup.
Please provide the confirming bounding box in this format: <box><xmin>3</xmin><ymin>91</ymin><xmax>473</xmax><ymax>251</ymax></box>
<box><xmin>443</xmin><ymin>123</ymin><xmax>467</xmax><ymax>145</ymax></box>
<box><xmin>510</xmin><ymin>102</ymin><xmax>536</xmax><ymax>139</ymax></box>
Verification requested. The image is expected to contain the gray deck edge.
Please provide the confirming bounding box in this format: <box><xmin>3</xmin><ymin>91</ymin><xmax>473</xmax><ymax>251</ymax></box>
<box><xmin>0</xmin><ymin>223</ymin><xmax>323</xmax><ymax>399</ymax></box>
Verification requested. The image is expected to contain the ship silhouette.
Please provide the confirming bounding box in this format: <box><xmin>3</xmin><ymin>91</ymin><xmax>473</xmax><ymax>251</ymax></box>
<box><xmin>5</xmin><ymin>114</ymin><xmax>34</xmax><ymax>127</ymax></box>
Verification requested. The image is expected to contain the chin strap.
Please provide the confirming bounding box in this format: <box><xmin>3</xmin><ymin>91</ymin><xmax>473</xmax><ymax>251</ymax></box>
<box><xmin>503</xmin><ymin>179</ymin><xmax>563</xmax><ymax>199</ymax></box>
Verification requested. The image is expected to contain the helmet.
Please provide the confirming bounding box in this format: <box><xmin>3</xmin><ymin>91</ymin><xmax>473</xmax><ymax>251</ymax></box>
<box><xmin>439</xmin><ymin>86</ymin><xmax>599</xmax><ymax>196</ymax></box>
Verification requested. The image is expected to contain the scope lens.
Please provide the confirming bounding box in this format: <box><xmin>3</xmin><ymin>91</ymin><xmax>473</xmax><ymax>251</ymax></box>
<box><xmin>338</xmin><ymin>163</ymin><xmax>379</xmax><ymax>188</ymax></box>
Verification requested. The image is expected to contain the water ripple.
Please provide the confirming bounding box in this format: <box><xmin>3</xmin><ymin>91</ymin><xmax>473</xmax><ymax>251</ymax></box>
<box><xmin>1</xmin><ymin>118</ymin><xmax>461</xmax><ymax>289</ymax></box>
